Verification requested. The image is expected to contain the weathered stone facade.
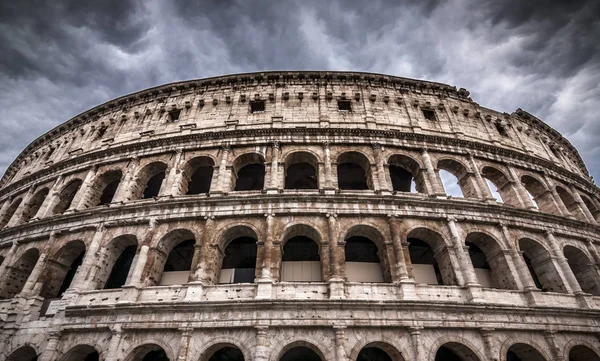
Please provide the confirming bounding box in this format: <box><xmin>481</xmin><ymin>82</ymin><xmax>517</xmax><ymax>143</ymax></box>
<box><xmin>0</xmin><ymin>71</ymin><xmax>599</xmax><ymax>361</ymax></box>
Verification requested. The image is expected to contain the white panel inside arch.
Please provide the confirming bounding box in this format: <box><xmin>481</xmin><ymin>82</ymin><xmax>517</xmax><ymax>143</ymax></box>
<box><xmin>412</xmin><ymin>264</ymin><xmax>439</xmax><ymax>285</ymax></box>
<box><xmin>281</xmin><ymin>261</ymin><xmax>322</xmax><ymax>282</ymax></box>
<box><xmin>159</xmin><ymin>271</ymin><xmax>190</xmax><ymax>286</ymax></box>
<box><xmin>474</xmin><ymin>268</ymin><xmax>493</xmax><ymax>288</ymax></box>
<box><xmin>346</xmin><ymin>262</ymin><xmax>384</xmax><ymax>282</ymax></box>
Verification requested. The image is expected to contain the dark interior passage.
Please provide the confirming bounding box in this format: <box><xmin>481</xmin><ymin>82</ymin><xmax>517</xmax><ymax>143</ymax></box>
<box><xmin>208</xmin><ymin>347</ymin><xmax>245</xmax><ymax>361</ymax></box>
<box><xmin>57</xmin><ymin>250</ymin><xmax>85</xmax><ymax>297</ymax></box>
<box><xmin>357</xmin><ymin>347</ymin><xmax>393</xmax><ymax>361</ymax></box>
<box><xmin>280</xmin><ymin>347</ymin><xmax>322</xmax><ymax>361</ymax></box>
<box><xmin>187</xmin><ymin>166</ymin><xmax>213</xmax><ymax>194</ymax></box>
<box><xmin>164</xmin><ymin>239</ymin><xmax>195</xmax><ymax>272</ymax></box>
<box><xmin>235</xmin><ymin>164</ymin><xmax>265</xmax><ymax>191</ymax></box>
<box><xmin>345</xmin><ymin>236</ymin><xmax>380</xmax><ymax>263</ymax></box>
<box><xmin>389</xmin><ymin>165</ymin><xmax>414</xmax><ymax>192</ymax></box>
<box><xmin>285</xmin><ymin>163</ymin><xmax>317</xmax><ymax>189</ymax></box>
<box><xmin>100</xmin><ymin>179</ymin><xmax>120</xmax><ymax>205</ymax></box>
<box><xmin>337</xmin><ymin>163</ymin><xmax>368</xmax><ymax>190</ymax></box>
<box><xmin>53</xmin><ymin>179</ymin><xmax>82</xmax><ymax>214</ymax></box>
<box><xmin>283</xmin><ymin>236</ymin><xmax>320</xmax><ymax>261</ymax></box>
<box><xmin>143</xmin><ymin>172</ymin><xmax>165</xmax><ymax>199</ymax></box>
<box><xmin>104</xmin><ymin>245</ymin><xmax>137</xmax><ymax>289</ymax></box>
<box><xmin>221</xmin><ymin>237</ymin><xmax>258</xmax><ymax>283</ymax></box>
<box><xmin>409</xmin><ymin>238</ymin><xmax>444</xmax><ymax>285</ymax></box>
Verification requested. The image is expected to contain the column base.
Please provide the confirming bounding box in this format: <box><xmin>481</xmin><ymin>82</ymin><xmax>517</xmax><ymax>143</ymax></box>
<box><xmin>321</xmin><ymin>188</ymin><xmax>337</xmax><ymax>195</ymax></box>
<box><xmin>522</xmin><ymin>287</ymin><xmax>540</xmax><ymax>306</ymax></box>
<box><xmin>117</xmin><ymin>285</ymin><xmax>141</xmax><ymax>304</ymax></box>
<box><xmin>255</xmin><ymin>278</ymin><xmax>274</xmax><ymax>299</ymax></box>
<box><xmin>328</xmin><ymin>278</ymin><xmax>345</xmax><ymax>299</ymax></box>
<box><xmin>398</xmin><ymin>280</ymin><xmax>418</xmax><ymax>300</ymax></box>
<box><xmin>464</xmin><ymin>283</ymin><xmax>484</xmax><ymax>303</ymax></box>
<box><xmin>574</xmin><ymin>292</ymin><xmax>591</xmax><ymax>309</ymax></box>
<box><xmin>184</xmin><ymin>282</ymin><xmax>204</xmax><ymax>302</ymax></box>
<box><xmin>265</xmin><ymin>188</ymin><xmax>281</xmax><ymax>195</ymax></box>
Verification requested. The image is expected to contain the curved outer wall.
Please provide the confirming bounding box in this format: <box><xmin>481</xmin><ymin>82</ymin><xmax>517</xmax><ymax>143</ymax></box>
<box><xmin>0</xmin><ymin>71</ymin><xmax>599</xmax><ymax>361</ymax></box>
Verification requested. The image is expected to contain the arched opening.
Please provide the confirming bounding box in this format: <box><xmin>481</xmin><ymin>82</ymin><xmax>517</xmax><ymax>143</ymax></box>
<box><xmin>507</xmin><ymin>343</ymin><xmax>547</xmax><ymax>361</ymax></box>
<box><xmin>564</xmin><ymin>245</ymin><xmax>600</xmax><ymax>295</ymax></box>
<box><xmin>39</xmin><ymin>240</ymin><xmax>86</xmax><ymax>299</ymax></box>
<box><xmin>0</xmin><ymin>255</ymin><xmax>4</xmax><ymax>266</ymax></box>
<box><xmin>6</xmin><ymin>345</ymin><xmax>38</xmax><ymax>361</ymax></box>
<box><xmin>184</xmin><ymin>156</ymin><xmax>215</xmax><ymax>195</ymax></box>
<box><xmin>569</xmin><ymin>345</ymin><xmax>600</xmax><ymax>361</ymax></box>
<box><xmin>134</xmin><ymin>162</ymin><xmax>168</xmax><ymax>200</ymax></box>
<box><xmin>388</xmin><ymin>154</ymin><xmax>423</xmax><ymax>193</ymax></box>
<box><xmin>20</xmin><ymin>188</ymin><xmax>49</xmax><ymax>223</ymax></box>
<box><xmin>580</xmin><ymin>195</ymin><xmax>600</xmax><ymax>222</ymax></box>
<box><xmin>519</xmin><ymin>238</ymin><xmax>567</xmax><ymax>293</ymax></box>
<box><xmin>201</xmin><ymin>344</ymin><xmax>245</xmax><ymax>361</ymax></box>
<box><xmin>482</xmin><ymin>166</ymin><xmax>518</xmax><ymax>205</ymax></box>
<box><xmin>159</xmin><ymin>238</ymin><xmax>195</xmax><ymax>286</ymax></box>
<box><xmin>344</xmin><ymin>226</ymin><xmax>389</xmax><ymax>283</ymax></box>
<box><xmin>0</xmin><ymin>197</ymin><xmax>22</xmax><ymax>228</ymax></box>
<box><xmin>0</xmin><ymin>248</ymin><xmax>40</xmax><ymax>299</ymax></box>
<box><xmin>284</xmin><ymin>152</ymin><xmax>318</xmax><ymax>189</ymax></box>
<box><xmin>125</xmin><ymin>344</ymin><xmax>169</xmax><ymax>361</ymax></box>
<box><xmin>233</xmin><ymin>153</ymin><xmax>265</xmax><ymax>191</ymax></box>
<box><xmin>281</xmin><ymin>236</ymin><xmax>321</xmax><ymax>282</ymax></box>
<box><xmin>337</xmin><ymin>152</ymin><xmax>372</xmax><ymax>190</ymax></box>
<box><xmin>521</xmin><ymin>175</ymin><xmax>559</xmax><ymax>214</ymax></box>
<box><xmin>100</xmin><ymin>235</ymin><xmax>139</xmax><ymax>290</ymax></box>
<box><xmin>280</xmin><ymin>347</ymin><xmax>323</xmax><ymax>361</ymax></box>
<box><xmin>435</xmin><ymin>342</ymin><xmax>481</xmax><ymax>361</ymax></box>
<box><xmin>93</xmin><ymin>170</ymin><xmax>122</xmax><ymax>206</ymax></box>
<box><xmin>407</xmin><ymin>228</ymin><xmax>457</xmax><ymax>286</ymax></box>
<box><xmin>356</xmin><ymin>342</ymin><xmax>404</xmax><ymax>361</ymax></box>
<box><xmin>52</xmin><ymin>179</ymin><xmax>83</xmax><ymax>215</ymax></box>
<box><xmin>464</xmin><ymin>233</ymin><xmax>518</xmax><ymax>290</ymax></box>
<box><xmin>219</xmin><ymin>235</ymin><xmax>258</xmax><ymax>284</ymax></box>
<box><xmin>437</xmin><ymin>159</ymin><xmax>476</xmax><ymax>198</ymax></box>
<box><xmin>58</xmin><ymin>344</ymin><xmax>100</xmax><ymax>361</ymax></box>
<box><xmin>557</xmin><ymin>186</ymin><xmax>587</xmax><ymax>221</ymax></box>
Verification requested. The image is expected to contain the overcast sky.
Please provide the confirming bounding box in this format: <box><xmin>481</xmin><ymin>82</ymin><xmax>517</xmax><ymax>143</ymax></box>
<box><xmin>1</xmin><ymin>0</ymin><xmax>599</xmax><ymax>182</ymax></box>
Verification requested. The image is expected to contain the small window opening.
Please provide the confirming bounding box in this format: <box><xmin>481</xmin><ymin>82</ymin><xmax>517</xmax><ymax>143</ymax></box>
<box><xmin>250</xmin><ymin>100</ymin><xmax>265</xmax><ymax>113</ymax></box>
<box><xmin>338</xmin><ymin>99</ymin><xmax>352</xmax><ymax>111</ymax></box>
<box><xmin>142</xmin><ymin>172</ymin><xmax>165</xmax><ymax>199</ymax></box>
<box><xmin>495</xmin><ymin>122</ymin><xmax>509</xmax><ymax>137</ymax></box>
<box><xmin>422</xmin><ymin>108</ymin><xmax>437</xmax><ymax>121</ymax></box>
<box><xmin>169</xmin><ymin>109</ymin><xmax>181</xmax><ymax>122</ymax></box>
<box><xmin>99</xmin><ymin>180</ymin><xmax>120</xmax><ymax>205</ymax></box>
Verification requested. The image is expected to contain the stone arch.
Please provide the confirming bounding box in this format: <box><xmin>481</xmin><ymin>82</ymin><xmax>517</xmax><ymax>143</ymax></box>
<box><xmin>39</xmin><ymin>240</ymin><xmax>86</xmax><ymax>299</ymax></box>
<box><xmin>437</xmin><ymin>158</ymin><xmax>477</xmax><ymax>198</ymax></box>
<box><xmin>52</xmin><ymin>179</ymin><xmax>83</xmax><ymax>215</ymax></box>
<box><xmin>465</xmin><ymin>232</ymin><xmax>519</xmax><ymax>290</ymax></box>
<box><xmin>407</xmin><ymin>227</ymin><xmax>458</xmax><ymax>286</ymax></box>
<box><xmin>566</xmin><ymin>341</ymin><xmax>600</xmax><ymax>361</ymax></box>
<box><xmin>20</xmin><ymin>187</ymin><xmax>50</xmax><ymax>223</ymax></box>
<box><xmin>0</xmin><ymin>197</ymin><xmax>22</xmax><ymax>228</ymax></box>
<box><xmin>387</xmin><ymin>154</ymin><xmax>424</xmax><ymax>193</ymax></box>
<box><xmin>280</xmin><ymin>223</ymin><xmax>324</xmax><ymax>282</ymax></box>
<box><xmin>349</xmin><ymin>339</ymin><xmax>406</xmax><ymax>361</ymax></box>
<box><xmin>5</xmin><ymin>344</ymin><xmax>39</xmax><ymax>361</ymax></box>
<box><xmin>144</xmin><ymin>228</ymin><xmax>197</xmax><ymax>286</ymax></box>
<box><xmin>217</xmin><ymin>225</ymin><xmax>260</xmax><ymax>284</ymax></box>
<box><xmin>343</xmin><ymin>224</ymin><xmax>391</xmax><ymax>283</ymax></box>
<box><xmin>0</xmin><ymin>247</ymin><xmax>40</xmax><ymax>299</ymax></box>
<box><xmin>337</xmin><ymin>151</ymin><xmax>373</xmax><ymax>190</ymax></box>
<box><xmin>284</xmin><ymin>151</ymin><xmax>319</xmax><ymax>189</ymax></box>
<box><xmin>481</xmin><ymin>166</ymin><xmax>520</xmax><ymax>206</ymax></box>
<box><xmin>123</xmin><ymin>341</ymin><xmax>174</xmax><ymax>361</ymax></box>
<box><xmin>579</xmin><ymin>193</ymin><xmax>600</xmax><ymax>222</ymax></box>
<box><xmin>199</xmin><ymin>341</ymin><xmax>248</xmax><ymax>361</ymax></box>
<box><xmin>520</xmin><ymin>175</ymin><xmax>556</xmax><ymax>213</ymax></box>
<box><xmin>182</xmin><ymin>155</ymin><xmax>215</xmax><ymax>195</ymax></box>
<box><xmin>272</xmin><ymin>340</ymin><xmax>328</xmax><ymax>361</ymax></box>
<box><xmin>564</xmin><ymin>245</ymin><xmax>600</xmax><ymax>295</ymax></box>
<box><xmin>232</xmin><ymin>152</ymin><xmax>266</xmax><ymax>191</ymax></box>
<box><xmin>57</xmin><ymin>344</ymin><xmax>101</xmax><ymax>361</ymax></box>
<box><xmin>89</xmin><ymin>169</ymin><xmax>123</xmax><ymax>207</ymax></box>
<box><xmin>519</xmin><ymin>238</ymin><xmax>567</xmax><ymax>293</ymax></box>
<box><xmin>429</xmin><ymin>337</ymin><xmax>484</xmax><ymax>361</ymax></box>
<box><xmin>131</xmin><ymin>161</ymin><xmax>168</xmax><ymax>200</ymax></box>
<box><xmin>96</xmin><ymin>234</ymin><xmax>139</xmax><ymax>289</ymax></box>
<box><xmin>556</xmin><ymin>185</ymin><xmax>587</xmax><ymax>221</ymax></box>
<box><xmin>505</xmin><ymin>342</ymin><xmax>549</xmax><ymax>361</ymax></box>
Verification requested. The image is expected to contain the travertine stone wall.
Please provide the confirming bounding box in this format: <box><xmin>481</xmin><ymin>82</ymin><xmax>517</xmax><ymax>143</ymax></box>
<box><xmin>0</xmin><ymin>71</ymin><xmax>599</xmax><ymax>361</ymax></box>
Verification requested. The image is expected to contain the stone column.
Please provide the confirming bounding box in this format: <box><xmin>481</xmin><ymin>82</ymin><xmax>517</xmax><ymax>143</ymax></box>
<box><xmin>421</xmin><ymin>148</ymin><xmax>444</xmax><ymax>195</ymax></box>
<box><xmin>72</xmin><ymin>166</ymin><xmax>98</xmax><ymax>211</ymax></box>
<box><xmin>176</xmin><ymin>327</ymin><xmax>194</xmax><ymax>361</ymax></box>
<box><xmin>334</xmin><ymin>326</ymin><xmax>348</xmax><ymax>361</ymax></box>
<box><xmin>506</xmin><ymin>166</ymin><xmax>536</xmax><ymax>209</ymax></box>
<box><xmin>468</xmin><ymin>154</ymin><xmax>495</xmax><ymax>201</ymax></box>
<box><xmin>327</xmin><ymin>213</ymin><xmax>344</xmax><ymax>299</ymax></box>
<box><xmin>0</xmin><ymin>242</ymin><xmax>18</xmax><ymax>284</ymax></box>
<box><xmin>480</xmin><ymin>328</ymin><xmax>497</xmax><ymax>361</ymax></box>
<box><xmin>544</xmin><ymin>331</ymin><xmax>564</xmax><ymax>361</ymax></box>
<box><xmin>546</xmin><ymin>231</ymin><xmax>587</xmax><ymax>306</ymax></box>
<box><xmin>68</xmin><ymin>224</ymin><xmax>106</xmax><ymax>292</ymax></box>
<box><xmin>20</xmin><ymin>252</ymin><xmax>47</xmax><ymax>297</ymax></box>
<box><xmin>0</xmin><ymin>197</ymin><xmax>12</xmax><ymax>221</ymax></box>
<box><xmin>409</xmin><ymin>327</ymin><xmax>425</xmax><ymax>361</ymax></box>
<box><xmin>372</xmin><ymin>143</ymin><xmax>389</xmax><ymax>192</ymax></box>
<box><xmin>388</xmin><ymin>216</ymin><xmax>408</xmax><ymax>281</ymax></box>
<box><xmin>447</xmin><ymin>218</ymin><xmax>483</xmax><ymax>302</ymax></box>
<box><xmin>112</xmin><ymin>157</ymin><xmax>139</xmax><ymax>203</ymax></box>
<box><xmin>254</xmin><ymin>326</ymin><xmax>270</xmax><ymax>361</ymax></box>
<box><xmin>500</xmin><ymin>225</ymin><xmax>535</xmax><ymax>291</ymax></box>
<box><xmin>543</xmin><ymin>175</ymin><xmax>570</xmax><ymax>217</ymax></box>
<box><xmin>585</xmin><ymin>240</ymin><xmax>600</xmax><ymax>270</ymax></box>
<box><xmin>186</xmin><ymin>217</ymin><xmax>212</xmax><ymax>301</ymax></box>
<box><xmin>128</xmin><ymin>245</ymin><xmax>149</xmax><ymax>287</ymax></box>
<box><xmin>569</xmin><ymin>186</ymin><xmax>596</xmax><ymax>224</ymax></box>
<box><xmin>323</xmin><ymin>142</ymin><xmax>335</xmax><ymax>190</ymax></box>
<box><xmin>6</xmin><ymin>185</ymin><xmax>36</xmax><ymax>227</ymax></box>
<box><xmin>216</xmin><ymin>144</ymin><xmax>231</xmax><ymax>193</ymax></box>
<box><xmin>104</xmin><ymin>325</ymin><xmax>123</xmax><ymax>361</ymax></box>
<box><xmin>164</xmin><ymin>149</ymin><xmax>185</xmax><ymax>196</ymax></box>
<box><xmin>267</xmin><ymin>142</ymin><xmax>280</xmax><ymax>191</ymax></box>
<box><xmin>256</xmin><ymin>213</ymin><xmax>275</xmax><ymax>299</ymax></box>
<box><xmin>36</xmin><ymin>175</ymin><xmax>65</xmax><ymax>219</ymax></box>
<box><xmin>38</xmin><ymin>330</ymin><xmax>62</xmax><ymax>361</ymax></box>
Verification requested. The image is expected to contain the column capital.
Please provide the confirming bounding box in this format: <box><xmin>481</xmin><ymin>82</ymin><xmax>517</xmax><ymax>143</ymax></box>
<box><xmin>371</xmin><ymin>142</ymin><xmax>382</xmax><ymax>150</ymax></box>
<box><xmin>221</xmin><ymin>143</ymin><xmax>231</xmax><ymax>152</ymax></box>
<box><xmin>322</xmin><ymin>141</ymin><xmax>331</xmax><ymax>149</ymax></box>
<box><xmin>272</xmin><ymin>141</ymin><xmax>280</xmax><ymax>149</ymax></box>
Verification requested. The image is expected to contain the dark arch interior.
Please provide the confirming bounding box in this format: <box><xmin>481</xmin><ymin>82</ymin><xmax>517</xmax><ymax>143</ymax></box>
<box><xmin>164</xmin><ymin>239</ymin><xmax>195</xmax><ymax>272</ymax></box>
<box><xmin>357</xmin><ymin>347</ymin><xmax>393</xmax><ymax>361</ymax></box>
<box><xmin>56</xmin><ymin>250</ymin><xmax>85</xmax><ymax>297</ymax></box>
<box><xmin>59</xmin><ymin>345</ymin><xmax>99</xmax><ymax>361</ymax></box>
<box><xmin>389</xmin><ymin>165</ymin><xmax>414</xmax><ymax>192</ymax></box>
<box><xmin>187</xmin><ymin>166</ymin><xmax>213</xmax><ymax>194</ymax></box>
<box><xmin>141</xmin><ymin>349</ymin><xmax>169</xmax><ymax>361</ymax></box>
<box><xmin>522</xmin><ymin>252</ymin><xmax>545</xmax><ymax>291</ymax></box>
<box><xmin>280</xmin><ymin>346</ymin><xmax>322</xmax><ymax>361</ymax></box>
<box><xmin>104</xmin><ymin>244</ymin><xmax>137</xmax><ymax>289</ymax></box>
<box><xmin>143</xmin><ymin>172</ymin><xmax>166</xmax><ymax>199</ymax></box>
<box><xmin>564</xmin><ymin>246</ymin><xmax>600</xmax><ymax>295</ymax></box>
<box><xmin>0</xmin><ymin>198</ymin><xmax>22</xmax><ymax>228</ymax></box>
<box><xmin>345</xmin><ymin>236</ymin><xmax>380</xmax><ymax>263</ymax></box>
<box><xmin>7</xmin><ymin>346</ymin><xmax>37</xmax><ymax>361</ymax></box>
<box><xmin>507</xmin><ymin>343</ymin><xmax>547</xmax><ymax>361</ymax></box>
<box><xmin>22</xmin><ymin>188</ymin><xmax>49</xmax><ymax>223</ymax></box>
<box><xmin>235</xmin><ymin>164</ymin><xmax>265</xmax><ymax>191</ymax></box>
<box><xmin>285</xmin><ymin>163</ymin><xmax>317</xmax><ymax>189</ymax></box>
<box><xmin>53</xmin><ymin>180</ymin><xmax>82</xmax><ymax>214</ymax></box>
<box><xmin>222</xmin><ymin>237</ymin><xmax>258</xmax><ymax>283</ymax></box>
<box><xmin>338</xmin><ymin>163</ymin><xmax>368</xmax><ymax>190</ymax></box>
<box><xmin>100</xmin><ymin>179</ymin><xmax>120</xmax><ymax>205</ymax></box>
<box><xmin>0</xmin><ymin>248</ymin><xmax>39</xmax><ymax>299</ymax></box>
<box><xmin>208</xmin><ymin>347</ymin><xmax>245</xmax><ymax>361</ymax></box>
<box><xmin>569</xmin><ymin>345</ymin><xmax>600</xmax><ymax>361</ymax></box>
<box><xmin>408</xmin><ymin>238</ymin><xmax>444</xmax><ymax>285</ymax></box>
<box><xmin>466</xmin><ymin>242</ymin><xmax>490</xmax><ymax>269</ymax></box>
<box><xmin>283</xmin><ymin>236</ymin><xmax>320</xmax><ymax>261</ymax></box>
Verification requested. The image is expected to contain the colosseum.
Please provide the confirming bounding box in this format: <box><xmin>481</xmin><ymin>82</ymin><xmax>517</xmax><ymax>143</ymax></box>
<box><xmin>0</xmin><ymin>71</ymin><xmax>599</xmax><ymax>361</ymax></box>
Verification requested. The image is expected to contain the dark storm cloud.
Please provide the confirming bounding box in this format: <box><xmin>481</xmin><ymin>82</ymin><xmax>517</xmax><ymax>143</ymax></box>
<box><xmin>0</xmin><ymin>0</ymin><xmax>599</xmax><ymax>182</ymax></box>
